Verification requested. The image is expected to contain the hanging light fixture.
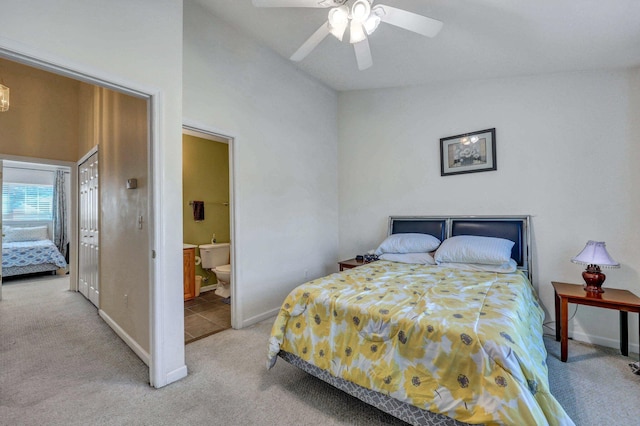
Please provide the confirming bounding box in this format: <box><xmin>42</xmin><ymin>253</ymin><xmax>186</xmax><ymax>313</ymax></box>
<box><xmin>0</xmin><ymin>82</ymin><xmax>9</xmax><ymax>112</ymax></box>
<box><xmin>349</xmin><ymin>0</ymin><xmax>371</xmax><ymax>44</ymax></box>
<box><xmin>328</xmin><ymin>5</ymin><xmax>349</xmax><ymax>41</ymax></box>
<box><xmin>364</xmin><ymin>5</ymin><xmax>383</xmax><ymax>35</ymax></box>
<box><xmin>326</xmin><ymin>1</ymin><xmax>384</xmax><ymax>45</ymax></box>
<box><xmin>265</xmin><ymin>0</ymin><xmax>445</xmax><ymax>71</ymax></box>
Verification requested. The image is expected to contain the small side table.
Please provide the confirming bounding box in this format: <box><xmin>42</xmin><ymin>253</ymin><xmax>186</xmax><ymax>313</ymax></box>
<box><xmin>338</xmin><ymin>258</ymin><xmax>372</xmax><ymax>271</ymax></box>
<box><xmin>552</xmin><ymin>281</ymin><xmax>640</xmax><ymax>362</ymax></box>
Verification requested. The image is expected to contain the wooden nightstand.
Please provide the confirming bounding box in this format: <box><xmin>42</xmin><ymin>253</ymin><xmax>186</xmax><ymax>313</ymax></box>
<box><xmin>338</xmin><ymin>258</ymin><xmax>372</xmax><ymax>271</ymax></box>
<box><xmin>552</xmin><ymin>281</ymin><xmax>640</xmax><ymax>362</ymax></box>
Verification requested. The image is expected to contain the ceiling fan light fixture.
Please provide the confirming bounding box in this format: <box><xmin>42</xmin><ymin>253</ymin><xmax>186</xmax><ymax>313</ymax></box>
<box><xmin>0</xmin><ymin>84</ymin><xmax>9</xmax><ymax>112</ymax></box>
<box><xmin>364</xmin><ymin>14</ymin><xmax>381</xmax><ymax>35</ymax></box>
<box><xmin>350</xmin><ymin>20</ymin><xmax>367</xmax><ymax>44</ymax></box>
<box><xmin>328</xmin><ymin>5</ymin><xmax>349</xmax><ymax>41</ymax></box>
<box><xmin>350</xmin><ymin>0</ymin><xmax>371</xmax><ymax>22</ymax></box>
<box><xmin>254</xmin><ymin>0</ymin><xmax>444</xmax><ymax>71</ymax></box>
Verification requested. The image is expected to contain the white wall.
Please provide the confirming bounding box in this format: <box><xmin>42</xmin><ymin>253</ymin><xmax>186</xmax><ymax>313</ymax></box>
<box><xmin>0</xmin><ymin>0</ymin><xmax>185</xmax><ymax>387</ymax></box>
<box><xmin>3</xmin><ymin>163</ymin><xmax>56</xmax><ymax>186</ymax></box>
<box><xmin>338</xmin><ymin>68</ymin><xmax>640</xmax><ymax>353</ymax></box>
<box><xmin>183</xmin><ymin>2</ymin><xmax>339</xmax><ymax>326</ymax></box>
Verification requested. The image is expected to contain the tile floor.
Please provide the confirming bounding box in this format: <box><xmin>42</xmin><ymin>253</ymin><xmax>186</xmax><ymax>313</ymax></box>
<box><xmin>184</xmin><ymin>291</ymin><xmax>231</xmax><ymax>344</ymax></box>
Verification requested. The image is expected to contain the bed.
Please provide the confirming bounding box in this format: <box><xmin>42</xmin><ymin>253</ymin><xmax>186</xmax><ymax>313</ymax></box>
<box><xmin>268</xmin><ymin>216</ymin><xmax>574</xmax><ymax>426</ymax></box>
<box><xmin>2</xmin><ymin>225</ymin><xmax>67</xmax><ymax>278</ymax></box>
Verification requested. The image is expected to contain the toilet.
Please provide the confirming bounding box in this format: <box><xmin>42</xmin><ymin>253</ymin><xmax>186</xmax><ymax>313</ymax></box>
<box><xmin>199</xmin><ymin>243</ymin><xmax>231</xmax><ymax>298</ymax></box>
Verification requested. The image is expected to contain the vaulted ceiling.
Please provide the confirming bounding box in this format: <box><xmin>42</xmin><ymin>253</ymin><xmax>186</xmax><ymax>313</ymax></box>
<box><xmin>195</xmin><ymin>0</ymin><xmax>640</xmax><ymax>91</ymax></box>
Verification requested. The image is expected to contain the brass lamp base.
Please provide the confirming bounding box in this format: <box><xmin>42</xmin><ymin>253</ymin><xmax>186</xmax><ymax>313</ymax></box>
<box><xmin>582</xmin><ymin>264</ymin><xmax>606</xmax><ymax>293</ymax></box>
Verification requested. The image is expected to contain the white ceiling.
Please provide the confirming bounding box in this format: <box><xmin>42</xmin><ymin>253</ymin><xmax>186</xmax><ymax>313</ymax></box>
<box><xmin>195</xmin><ymin>0</ymin><xmax>640</xmax><ymax>91</ymax></box>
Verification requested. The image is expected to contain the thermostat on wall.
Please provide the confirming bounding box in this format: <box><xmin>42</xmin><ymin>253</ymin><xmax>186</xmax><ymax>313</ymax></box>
<box><xmin>126</xmin><ymin>178</ymin><xmax>138</xmax><ymax>189</ymax></box>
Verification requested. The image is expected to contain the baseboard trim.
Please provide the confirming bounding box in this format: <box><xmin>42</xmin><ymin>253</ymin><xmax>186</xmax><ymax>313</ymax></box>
<box><xmin>549</xmin><ymin>325</ymin><xmax>640</xmax><ymax>354</ymax></box>
<box><xmin>164</xmin><ymin>365</ymin><xmax>188</xmax><ymax>387</ymax></box>
<box><xmin>99</xmin><ymin>309</ymin><xmax>151</xmax><ymax>366</ymax></box>
<box><xmin>200</xmin><ymin>284</ymin><xmax>216</xmax><ymax>293</ymax></box>
<box><xmin>241</xmin><ymin>307</ymin><xmax>280</xmax><ymax>328</ymax></box>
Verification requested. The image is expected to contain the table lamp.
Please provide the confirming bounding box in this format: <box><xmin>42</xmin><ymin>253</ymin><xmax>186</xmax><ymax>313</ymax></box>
<box><xmin>571</xmin><ymin>240</ymin><xmax>619</xmax><ymax>293</ymax></box>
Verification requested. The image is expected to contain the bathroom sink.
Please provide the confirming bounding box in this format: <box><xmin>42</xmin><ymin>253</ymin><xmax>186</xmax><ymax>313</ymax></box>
<box><xmin>183</xmin><ymin>243</ymin><xmax>197</xmax><ymax>249</ymax></box>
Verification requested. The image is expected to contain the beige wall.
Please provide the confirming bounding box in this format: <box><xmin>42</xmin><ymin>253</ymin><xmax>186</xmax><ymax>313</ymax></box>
<box><xmin>0</xmin><ymin>58</ymin><xmax>80</xmax><ymax>161</ymax></box>
<box><xmin>1</xmin><ymin>0</ymin><xmax>184</xmax><ymax>388</ymax></box>
<box><xmin>1</xmin><ymin>57</ymin><xmax>151</xmax><ymax>355</ymax></box>
<box><xmin>85</xmin><ymin>87</ymin><xmax>150</xmax><ymax>353</ymax></box>
<box><xmin>77</xmin><ymin>84</ymin><xmax>100</xmax><ymax>157</ymax></box>
<box><xmin>182</xmin><ymin>134</ymin><xmax>230</xmax><ymax>279</ymax></box>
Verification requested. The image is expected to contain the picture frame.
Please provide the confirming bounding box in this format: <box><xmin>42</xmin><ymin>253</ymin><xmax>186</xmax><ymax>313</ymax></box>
<box><xmin>440</xmin><ymin>128</ymin><xmax>496</xmax><ymax>176</ymax></box>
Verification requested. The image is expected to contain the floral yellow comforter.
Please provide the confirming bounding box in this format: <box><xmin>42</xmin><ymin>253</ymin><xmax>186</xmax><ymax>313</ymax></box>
<box><xmin>268</xmin><ymin>261</ymin><xmax>573</xmax><ymax>426</ymax></box>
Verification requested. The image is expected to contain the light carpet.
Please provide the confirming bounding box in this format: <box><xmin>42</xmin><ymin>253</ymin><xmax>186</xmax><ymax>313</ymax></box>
<box><xmin>1</xmin><ymin>276</ymin><xmax>639</xmax><ymax>425</ymax></box>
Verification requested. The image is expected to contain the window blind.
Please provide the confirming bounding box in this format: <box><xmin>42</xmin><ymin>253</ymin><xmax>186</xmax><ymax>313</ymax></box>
<box><xmin>2</xmin><ymin>183</ymin><xmax>54</xmax><ymax>221</ymax></box>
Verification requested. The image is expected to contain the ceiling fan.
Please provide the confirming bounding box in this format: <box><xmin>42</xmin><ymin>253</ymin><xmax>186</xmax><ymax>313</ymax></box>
<box><xmin>252</xmin><ymin>0</ymin><xmax>443</xmax><ymax>70</ymax></box>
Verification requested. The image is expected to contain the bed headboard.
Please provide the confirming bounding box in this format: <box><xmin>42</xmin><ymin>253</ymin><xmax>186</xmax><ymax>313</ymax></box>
<box><xmin>388</xmin><ymin>215</ymin><xmax>532</xmax><ymax>282</ymax></box>
<box><xmin>389</xmin><ymin>217</ymin><xmax>447</xmax><ymax>241</ymax></box>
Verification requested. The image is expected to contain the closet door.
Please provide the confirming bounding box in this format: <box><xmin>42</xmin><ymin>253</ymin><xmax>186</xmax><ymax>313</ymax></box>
<box><xmin>78</xmin><ymin>151</ymin><xmax>99</xmax><ymax>307</ymax></box>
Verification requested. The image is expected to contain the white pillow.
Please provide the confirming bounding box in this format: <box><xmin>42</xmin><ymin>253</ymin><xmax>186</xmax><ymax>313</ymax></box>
<box><xmin>4</xmin><ymin>226</ymin><xmax>49</xmax><ymax>242</ymax></box>
<box><xmin>434</xmin><ymin>235</ymin><xmax>514</xmax><ymax>265</ymax></box>
<box><xmin>437</xmin><ymin>258</ymin><xmax>518</xmax><ymax>273</ymax></box>
<box><xmin>374</xmin><ymin>233</ymin><xmax>441</xmax><ymax>255</ymax></box>
<box><xmin>379</xmin><ymin>252</ymin><xmax>436</xmax><ymax>265</ymax></box>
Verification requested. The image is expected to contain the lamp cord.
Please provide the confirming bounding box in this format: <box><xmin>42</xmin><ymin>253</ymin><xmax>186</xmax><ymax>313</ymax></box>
<box><xmin>543</xmin><ymin>305</ymin><xmax>579</xmax><ymax>335</ymax></box>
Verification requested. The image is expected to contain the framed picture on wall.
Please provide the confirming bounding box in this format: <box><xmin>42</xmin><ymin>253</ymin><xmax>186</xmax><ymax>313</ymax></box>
<box><xmin>440</xmin><ymin>128</ymin><xmax>496</xmax><ymax>176</ymax></box>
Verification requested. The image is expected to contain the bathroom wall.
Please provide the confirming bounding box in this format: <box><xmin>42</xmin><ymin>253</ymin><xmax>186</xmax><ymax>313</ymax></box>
<box><xmin>182</xmin><ymin>134</ymin><xmax>230</xmax><ymax>280</ymax></box>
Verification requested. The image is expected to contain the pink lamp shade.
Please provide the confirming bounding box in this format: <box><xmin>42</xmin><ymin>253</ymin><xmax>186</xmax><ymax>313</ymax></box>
<box><xmin>571</xmin><ymin>241</ymin><xmax>619</xmax><ymax>293</ymax></box>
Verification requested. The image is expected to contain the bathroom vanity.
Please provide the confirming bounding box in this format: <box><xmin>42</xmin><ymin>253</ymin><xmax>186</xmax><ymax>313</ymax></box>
<box><xmin>183</xmin><ymin>245</ymin><xmax>196</xmax><ymax>301</ymax></box>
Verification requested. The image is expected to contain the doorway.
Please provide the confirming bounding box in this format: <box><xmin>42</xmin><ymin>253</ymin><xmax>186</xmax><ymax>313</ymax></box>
<box><xmin>182</xmin><ymin>125</ymin><xmax>236</xmax><ymax>339</ymax></box>
<box><xmin>0</xmin><ymin>159</ymin><xmax>72</xmax><ymax>294</ymax></box>
<box><xmin>0</xmin><ymin>53</ymin><xmax>163</xmax><ymax>385</ymax></box>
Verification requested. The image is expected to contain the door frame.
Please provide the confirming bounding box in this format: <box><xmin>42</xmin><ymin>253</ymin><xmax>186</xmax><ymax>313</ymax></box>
<box><xmin>0</xmin><ymin>42</ymin><xmax>185</xmax><ymax>388</ymax></box>
<box><xmin>182</xmin><ymin>121</ymin><xmax>239</xmax><ymax>329</ymax></box>
<box><xmin>0</xmin><ymin>155</ymin><xmax>77</xmax><ymax>295</ymax></box>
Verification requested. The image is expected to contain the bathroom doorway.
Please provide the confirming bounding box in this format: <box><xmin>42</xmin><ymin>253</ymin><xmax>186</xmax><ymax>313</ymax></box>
<box><xmin>182</xmin><ymin>126</ymin><xmax>234</xmax><ymax>343</ymax></box>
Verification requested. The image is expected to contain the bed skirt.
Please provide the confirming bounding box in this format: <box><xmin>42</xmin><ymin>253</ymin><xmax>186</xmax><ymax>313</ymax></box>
<box><xmin>278</xmin><ymin>351</ymin><xmax>473</xmax><ymax>426</ymax></box>
<box><xmin>3</xmin><ymin>263</ymin><xmax>60</xmax><ymax>278</ymax></box>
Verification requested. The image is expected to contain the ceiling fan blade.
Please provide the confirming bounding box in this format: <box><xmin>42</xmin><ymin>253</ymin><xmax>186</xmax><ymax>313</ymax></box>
<box><xmin>290</xmin><ymin>22</ymin><xmax>331</xmax><ymax>61</ymax></box>
<box><xmin>353</xmin><ymin>38</ymin><xmax>373</xmax><ymax>70</ymax></box>
<box><xmin>252</xmin><ymin>0</ymin><xmax>340</xmax><ymax>8</ymax></box>
<box><xmin>377</xmin><ymin>5</ymin><xmax>443</xmax><ymax>38</ymax></box>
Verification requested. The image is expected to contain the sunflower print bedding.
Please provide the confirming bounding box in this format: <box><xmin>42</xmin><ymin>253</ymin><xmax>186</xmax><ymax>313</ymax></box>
<box><xmin>267</xmin><ymin>261</ymin><xmax>574</xmax><ymax>426</ymax></box>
